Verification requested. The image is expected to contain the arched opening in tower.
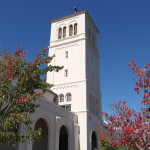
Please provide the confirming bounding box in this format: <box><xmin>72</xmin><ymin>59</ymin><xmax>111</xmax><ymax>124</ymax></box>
<box><xmin>32</xmin><ymin>118</ymin><xmax>48</xmax><ymax>150</ymax></box>
<box><xmin>91</xmin><ymin>131</ymin><xmax>97</xmax><ymax>150</ymax></box>
<box><xmin>59</xmin><ymin>126</ymin><xmax>68</xmax><ymax>150</ymax></box>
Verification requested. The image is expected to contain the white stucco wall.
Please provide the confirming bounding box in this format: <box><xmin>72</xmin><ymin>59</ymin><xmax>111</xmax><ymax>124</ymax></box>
<box><xmin>18</xmin><ymin>96</ymin><xmax>79</xmax><ymax>150</ymax></box>
<box><xmin>47</xmin><ymin>11</ymin><xmax>102</xmax><ymax>150</ymax></box>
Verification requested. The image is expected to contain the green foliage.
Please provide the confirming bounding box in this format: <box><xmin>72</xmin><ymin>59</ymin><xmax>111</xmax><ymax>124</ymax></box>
<box><xmin>99</xmin><ymin>140</ymin><xmax>134</xmax><ymax>150</ymax></box>
<box><xmin>99</xmin><ymin>132</ymin><xmax>134</xmax><ymax>150</ymax></box>
<box><xmin>100</xmin><ymin>140</ymin><xmax>116</xmax><ymax>150</ymax></box>
<box><xmin>0</xmin><ymin>48</ymin><xmax>63</xmax><ymax>146</ymax></box>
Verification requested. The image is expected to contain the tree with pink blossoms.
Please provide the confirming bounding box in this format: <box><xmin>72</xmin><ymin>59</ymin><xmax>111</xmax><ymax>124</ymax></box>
<box><xmin>100</xmin><ymin>61</ymin><xmax>150</xmax><ymax>150</ymax></box>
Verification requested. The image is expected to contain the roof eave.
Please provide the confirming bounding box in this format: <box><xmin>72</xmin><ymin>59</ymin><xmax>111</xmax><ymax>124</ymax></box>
<box><xmin>49</xmin><ymin>10</ymin><xmax>100</xmax><ymax>34</ymax></box>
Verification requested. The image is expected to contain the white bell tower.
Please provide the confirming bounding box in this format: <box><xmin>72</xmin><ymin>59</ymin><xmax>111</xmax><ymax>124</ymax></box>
<box><xmin>47</xmin><ymin>10</ymin><xmax>102</xmax><ymax>150</ymax></box>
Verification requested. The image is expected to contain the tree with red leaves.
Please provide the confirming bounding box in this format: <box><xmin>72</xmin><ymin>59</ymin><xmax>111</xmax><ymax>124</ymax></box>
<box><xmin>0</xmin><ymin>48</ymin><xmax>62</xmax><ymax>146</ymax></box>
<box><xmin>100</xmin><ymin>61</ymin><xmax>150</xmax><ymax>150</ymax></box>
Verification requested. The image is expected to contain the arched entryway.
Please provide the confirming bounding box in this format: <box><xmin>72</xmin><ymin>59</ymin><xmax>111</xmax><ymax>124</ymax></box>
<box><xmin>91</xmin><ymin>131</ymin><xmax>97</xmax><ymax>150</ymax></box>
<box><xmin>32</xmin><ymin>118</ymin><xmax>49</xmax><ymax>150</ymax></box>
<box><xmin>59</xmin><ymin>126</ymin><xmax>68</xmax><ymax>150</ymax></box>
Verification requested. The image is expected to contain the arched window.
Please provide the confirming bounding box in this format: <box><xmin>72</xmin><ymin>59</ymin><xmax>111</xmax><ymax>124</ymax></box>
<box><xmin>74</xmin><ymin>23</ymin><xmax>77</xmax><ymax>35</ymax></box>
<box><xmin>66</xmin><ymin>93</ymin><xmax>71</xmax><ymax>101</ymax></box>
<box><xmin>91</xmin><ymin>131</ymin><xmax>98</xmax><ymax>150</ymax></box>
<box><xmin>33</xmin><ymin>119</ymin><xmax>48</xmax><ymax>150</ymax></box>
<box><xmin>69</xmin><ymin>25</ymin><xmax>73</xmax><ymax>36</ymax></box>
<box><xmin>59</xmin><ymin>126</ymin><xmax>68</xmax><ymax>150</ymax></box>
<box><xmin>63</xmin><ymin>27</ymin><xmax>66</xmax><ymax>38</ymax></box>
<box><xmin>59</xmin><ymin>94</ymin><xmax>64</xmax><ymax>102</ymax></box>
<box><xmin>58</xmin><ymin>28</ymin><xmax>62</xmax><ymax>39</ymax></box>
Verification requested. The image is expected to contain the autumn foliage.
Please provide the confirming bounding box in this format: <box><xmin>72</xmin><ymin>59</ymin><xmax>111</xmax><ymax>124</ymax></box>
<box><xmin>100</xmin><ymin>61</ymin><xmax>150</xmax><ymax>150</ymax></box>
<box><xmin>128</xmin><ymin>60</ymin><xmax>150</xmax><ymax>106</ymax></box>
<box><xmin>0</xmin><ymin>48</ymin><xmax>62</xmax><ymax>146</ymax></box>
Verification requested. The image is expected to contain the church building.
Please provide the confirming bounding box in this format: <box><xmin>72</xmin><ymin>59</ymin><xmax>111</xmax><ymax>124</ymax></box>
<box><xmin>0</xmin><ymin>10</ymin><xmax>102</xmax><ymax>150</ymax></box>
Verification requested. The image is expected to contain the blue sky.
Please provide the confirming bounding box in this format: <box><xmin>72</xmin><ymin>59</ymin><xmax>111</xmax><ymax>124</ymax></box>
<box><xmin>0</xmin><ymin>0</ymin><xmax>150</xmax><ymax>114</ymax></box>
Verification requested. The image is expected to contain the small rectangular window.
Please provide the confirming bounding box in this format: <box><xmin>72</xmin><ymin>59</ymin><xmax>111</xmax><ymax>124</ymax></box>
<box><xmin>64</xmin><ymin>69</ymin><xmax>68</xmax><ymax>77</ymax></box>
<box><xmin>61</xmin><ymin>105</ymin><xmax>65</xmax><ymax>109</ymax></box>
<box><xmin>61</xmin><ymin>105</ymin><xmax>71</xmax><ymax>111</ymax></box>
<box><xmin>66</xmin><ymin>105</ymin><xmax>71</xmax><ymax>111</ymax></box>
<box><xmin>65</xmin><ymin>51</ymin><xmax>68</xmax><ymax>58</ymax></box>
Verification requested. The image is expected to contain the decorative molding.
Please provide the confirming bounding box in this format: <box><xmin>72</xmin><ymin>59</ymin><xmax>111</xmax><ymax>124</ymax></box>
<box><xmin>54</xmin><ymin>15</ymin><xmax>79</xmax><ymax>24</ymax></box>
<box><xmin>58</xmin><ymin>23</ymin><xmax>66</xmax><ymax>28</ymax></box>
<box><xmin>51</xmin><ymin>79</ymin><xmax>86</xmax><ymax>87</ymax></box>
<box><xmin>68</xmin><ymin>20</ymin><xmax>77</xmax><ymax>27</ymax></box>
<box><xmin>55</xmin><ymin>43</ymin><xmax>78</xmax><ymax>51</ymax></box>
<box><xmin>49</xmin><ymin>36</ymin><xmax>85</xmax><ymax>48</ymax></box>
<box><xmin>52</xmin><ymin>84</ymin><xmax>78</xmax><ymax>90</ymax></box>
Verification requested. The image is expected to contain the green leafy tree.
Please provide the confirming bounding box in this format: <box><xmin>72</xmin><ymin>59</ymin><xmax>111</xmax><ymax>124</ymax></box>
<box><xmin>0</xmin><ymin>48</ymin><xmax>62</xmax><ymax>146</ymax></box>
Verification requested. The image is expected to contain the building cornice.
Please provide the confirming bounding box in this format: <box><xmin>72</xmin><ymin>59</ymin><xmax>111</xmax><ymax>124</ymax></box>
<box><xmin>48</xmin><ymin>37</ymin><xmax>86</xmax><ymax>49</ymax></box>
<box><xmin>49</xmin><ymin>10</ymin><xmax>99</xmax><ymax>34</ymax></box>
